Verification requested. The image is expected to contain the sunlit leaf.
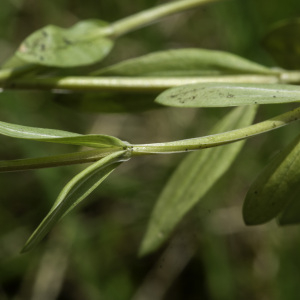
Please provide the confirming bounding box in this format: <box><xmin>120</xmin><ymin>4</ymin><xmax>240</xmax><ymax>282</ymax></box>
<box><xmin>0</xmin><ymin>119</ymin><xmax>127</xmax><ymax>149</ymax></box>
<box><xmin>92</xmin><ymin>48</ymin><xmax>274</xmax><ymax>77</ymax></box>
<box><xmin>0</xmin><ymin>149</ymin><xmax>112</xmax><ymax>172</ymax></box>
<box><xmin>140</xmin><ymin>105</ymin><xmax>257</xmax><ymax>255</ymax></box>
<box><xmin>16</xmin><ymin>20</ymin><xmax>113</xmax><ymax>67</ymax></box>
<box><xmin>56</xmin><ymin>91</ymin><xmax>162</xmax><ymax>113</ymax></box>
<box><xmin>243</xmin><ymin>133</ymin><xmax>300</xmax><ymax>225</ymax></box>
<box><xmin>21</xmin><ymin>150</ymin><xmax>128</xmax><ymax>252</ymax></box>
<box><xmin>262</xmin><ymin>18</ymin><xmax>300</xmax><ymax>69</ymax></box>
<box><xmin>155</xmin><ymin>83</ymin><xmax>300</xmax><ymax>107</ymax></box>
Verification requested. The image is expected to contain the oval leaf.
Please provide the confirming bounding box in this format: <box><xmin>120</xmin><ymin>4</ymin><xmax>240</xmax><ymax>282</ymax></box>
<box><xmin>140</xmin><ymin>105</ymin><xmax>257</xmax><ymax>255</ymax></box>
<box><xmin>0</xmin><ymin>119</ymin><xmax>127</xmax><ymax>149</ymax></box>
<box><xmin>262</xmin><ymin>19</ymin><xmax>300</xmax><ymax>69</ymax></box>
<box><xmin>243</xmin><ymin>133</ymin><xmax>300</xmax><ymax>225</ymax></box>
<box><xmin>16</xmin><ymin>20</ymin><xmax>114</xmax><ymax>67</ymax></box>
<box><xmin>21</xmin><ymin>150</ymin><xmax>128</xmax><ymax>252</ymax></box>
<box><xmin>92</xmin><ymin>48</ymin><xmax>274</xmax><ymax>77</ymax></box>
<box><xmin>155</xmin><ymin>83</ymin><xmax>300</xmax><ymax>107</ymax></box>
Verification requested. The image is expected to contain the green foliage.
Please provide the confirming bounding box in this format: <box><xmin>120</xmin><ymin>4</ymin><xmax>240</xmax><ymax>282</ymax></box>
<box><xmin>92</xmin><ymin>48</ymin><xmax>275</xmax><ymax>77</ymax></box>
<box><xmin>22</xmin><ymin>150</ymin><xmax>128</xmax><ymax>253</ymax></box>
<box><xmin>16</xmin><ymin>20</ymin><xmax>114</xmax><ymax>67</ymax></box>
<box><xmin>140</xmin><ymin>105</ymin><xmax>257</xmax><ymax>255</ymax></box>
<box><xmin>0</xmin><ymin>119</ymin><xmax>126</xmax><ymax>148</ymax></box>
<box><xmin>243</xmin><ymin>133</ymin><xmax>300</xmax><ymax>225</ymax></box>
<box><xmin>155</xmin><ymin>83</ymin><xmax>300</xmax><ymax>107</ymax></box>
<box><xmin>1</xmin><ymin>0</ymin><xmax>300</xmax><ymax>298</ymax></box>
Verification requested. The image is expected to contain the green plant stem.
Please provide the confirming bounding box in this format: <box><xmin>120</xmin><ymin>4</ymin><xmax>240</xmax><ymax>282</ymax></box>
<box><xmin>131</xmin><ymin>106</ymin><xmax>300</xmax><ymax>154</ymax></box>
<box><xmin>103</xmin><ymin>0</ymin><xmax>224</xmax><ymax>38</ymax></box>
<box><xmin>0</xmin><ymin>149</ymin><xmax>114</xmax><ymax>172</ymax></box>
<box><xmin>2</xmin><ymin>74</ymin><xmax>291</xmax><ymax>92</ymax></box>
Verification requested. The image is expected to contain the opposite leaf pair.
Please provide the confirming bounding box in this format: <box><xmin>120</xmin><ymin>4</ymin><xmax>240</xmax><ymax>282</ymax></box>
<box><xmin>0</xmin><ymin>120</ymin><xmax>131</xmax><ymax>252</ymax></box>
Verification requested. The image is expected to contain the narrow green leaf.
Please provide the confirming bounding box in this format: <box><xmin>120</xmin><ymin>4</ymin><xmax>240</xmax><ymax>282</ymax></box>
<box><xmin>56</xmin><ymin>91</ymin><xmax>162</xmax><ymax>113</ymax></box>
<box><xmin>92</xmin><ymin>48</ymin><xmax>274</xmax><ymax>77</ymax></box>
<box><xmin>262</xmin><ymin>19</ymin><xmax>300</xmax><ymax>69</ymax></box>
<box><xmin>0</xmin><ymin>149</ymin><xmax>112</xmax><ymax>172</ymax></box>
<box><xmin>21</xmin><ymin>150</ymin><xmax>128</xmax><ymax>252</ymax></box>
<box><xmin>0</xmin><ymin>120</ymin><xmax>127</xmax><ymax>148</ymax></box>
<box><xmin>16</xmin><ymin>20</ymin><xmax>114</xmax><ymax>67</ymax></box>
<box><xmin>155</xmin><ymin>83</ymin><xmax>300</xmax><ymax>107</ymax></box>
<box><xmin>243</xmin><ymin>133</ymin><xmax>300</xmax><ymax>225</ymax></box>
<box><xmin>140</xmin><ymin>105</ymin><xmax>257</xmax><ymax>255</ymax></box>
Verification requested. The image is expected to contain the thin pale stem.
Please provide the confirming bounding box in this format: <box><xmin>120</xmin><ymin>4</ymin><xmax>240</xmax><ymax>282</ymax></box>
<box><xmin>131</xmin><ymin>106</ymin><xmax>300</xmax><ymax>154</ymax></box>
<box><xmin>2</xmin><ymin>75</ymin><xmax>282</xmax><ymax>92</ymax></box>
<box><xmin>103</xmin><ymin>0</ymin><xmax>225</xmax><ymax>38</ymax></box>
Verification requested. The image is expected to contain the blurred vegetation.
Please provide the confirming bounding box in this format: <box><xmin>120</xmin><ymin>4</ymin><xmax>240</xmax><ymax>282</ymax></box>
<box><xmin>1</xmin><ymin>0</ymin><xmax>300</xmax><ymax>299</ymax></box>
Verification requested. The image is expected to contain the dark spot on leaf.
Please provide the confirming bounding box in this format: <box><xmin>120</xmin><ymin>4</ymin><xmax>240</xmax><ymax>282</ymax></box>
<box><xmin>40</xmin><ymin>56</ymin><xmax>44</xmax><ymax>61</ymax></box>
<box><xmin>273</xmin><ymin>122</ymin><xmax>276</xmax><ymax>128</ymax></box>
<box><xmin>42</xmin><ymin>30</ymin><xmax>48</xmax><ymax>37</ymax></box>
<box><xmin>227</xmin><ymin>93</ymin><xmax>234</xmax><ymax>98</ymax></box>
<box><xmin>170</xmin><ymin>95</ymin><xmax>176</xmax><ymax>98</ymax></box>
<box><xmin>273</xmin><ymin>95</ymin><xmax>276</xmax><ymax>98</ymax></box>
<box><xmin>40</xmin><ymin>44</ymin><xmax>46</xmax><ymax>51</ymax></box>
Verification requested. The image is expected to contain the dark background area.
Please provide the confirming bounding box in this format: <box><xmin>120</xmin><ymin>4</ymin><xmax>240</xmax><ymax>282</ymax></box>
<box><xmin>1</xmin><ymin>0</ymin><xmax>300</xmax><ymax>299</ymax></box>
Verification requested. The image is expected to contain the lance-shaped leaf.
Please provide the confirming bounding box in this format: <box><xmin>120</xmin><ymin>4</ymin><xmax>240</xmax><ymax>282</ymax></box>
<box><xmin>0</xmin><ymin>120</ymin><xmax>127</xmax><ymax>149</ymax></box>
<box><xmin>243</xmin><ymin>133</ymin><xmax>300</xmax><ymax>225</ymax></box>
<box><xmin>0</xmin><ymin>149</ymin><xmax>113</xmax><ymax>172</ymax></box>
<box><xmin>16</xmin><ymin>20</ymin><xmax>113</xmax><ymax>67</ymax></box>
<box><xmin>155</xmin><ymin>83</ymin><xmax>300</xmax><ymax>107</ymax></box>
<box><xmin>139</xmin><ymin>105</ymin><xmax>257</xmax><ymax>255</ymax></box>
<box><xmin>262</xmin><ymin>18</ymin><xmax>300</xmax><ymax>70</ymax></box>
<box><xmin>22</xmin><ymin>150</ymin><xmax>128</xmax><ymax>252</ymax></box>
<box><xmin>92</xmin><ymin>48</ymin><xmax>274</xmax><ymax>77</ymax></box>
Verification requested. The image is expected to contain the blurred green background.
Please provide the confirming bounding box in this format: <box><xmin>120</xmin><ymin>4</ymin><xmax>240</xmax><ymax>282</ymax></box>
<box><xmin>1</xmin><ymin>0</ymin><xmax>300</xmax><ymax>299</ymax></box>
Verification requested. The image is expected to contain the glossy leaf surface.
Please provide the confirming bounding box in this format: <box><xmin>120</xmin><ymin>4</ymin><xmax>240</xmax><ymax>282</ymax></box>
<box><xmin>243</xmin><ymin>133</ymin><xmax>300</xmax><ymax>225</ymax></box>
<box><xmin>155</xmin><ymin>83</ymin><xmax>300</xmax><ymax>107</ymax></box>
<box><xmin>140</xmin><ymin>105</ymin><xmax>257</xmax><ymax>255</ymax></box>
<box><xmin>93</xmin><ymin>48</ymin><xmax>274</xmax><ymax>77</ymax></box>
<box><xmin>22</xmin><ymin>150</ymin><xmax>128</xmax><ymax>252</ymax></box>
<box><xmin>16</xmin><ymin>20</ymin><xmax>113</xmax><ymax>67</ymax></box>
